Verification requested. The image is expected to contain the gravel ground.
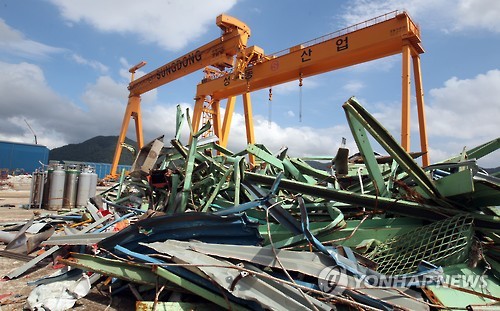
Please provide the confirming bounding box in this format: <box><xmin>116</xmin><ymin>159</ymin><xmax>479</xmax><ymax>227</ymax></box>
<box><xmin>0</xmin><ymin>189</ymin><xmax>136</xmax><ymax>311</ymax></box>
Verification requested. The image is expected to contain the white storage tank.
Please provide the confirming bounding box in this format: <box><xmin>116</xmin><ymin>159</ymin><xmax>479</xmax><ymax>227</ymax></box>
<box><xmin>43</xmin><ymin>161</ymin><xmax>61</xmax><ymax>208</ymax></box>
<box><xmin>47</xmin><ymin>164</ymin><xmax>65</xmax><ymax>210</ymax></box>
<box><xmin>76</xmin><ymin>166</ymin><xmax>92</xmax><ymax>208</ymax></box>
<box><xmin>89</xmin><ymin>167</ymin><xmax>98</xmax><ymax>198</ymax></box>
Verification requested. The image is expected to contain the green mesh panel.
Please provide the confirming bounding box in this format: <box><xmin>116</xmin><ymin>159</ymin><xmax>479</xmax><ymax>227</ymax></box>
<box><xmin>366</xmin><ymin>215</ymin><xmax>473</xmax><ymax>275</ymax></box>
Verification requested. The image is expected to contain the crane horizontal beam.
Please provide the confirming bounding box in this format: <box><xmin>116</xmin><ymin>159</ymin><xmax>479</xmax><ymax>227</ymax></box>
<box><xmin>197</xmin><ymin>12</ymin><xmax>423</xmax><ymax>100</ymax></box>
<box><xmin>129</xmin><ymin>31</ymin><xmax>249</xmax><ymax>96</ymax></box>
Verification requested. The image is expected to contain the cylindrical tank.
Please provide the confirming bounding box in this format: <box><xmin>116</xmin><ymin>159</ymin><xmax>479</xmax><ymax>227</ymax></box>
<box><xmin>30</xmin><ymin>169</ymin><xmax>45</xmax><ymax>208</ymax></box>
<box><xmin>42</xmin><ymin>166</ymin><xmax>52</xmax><ymax>208</ymax></box>
<box><xmin>48</xmin><ymin>164</ymin><xmax>65</xmax><ymax>210</ymax></box>
<box><xmin>43</xmin><ymin>161</ymin><xmax>60</xmax><ymax>208</ymax></box>
<box><xmin>89</xmin><ymin>168</ymin><xmax>98</xmax><ymax>198</ymax></box>
<box><xmin>76</xmin><ymin>167</ymin><xmax>92</xmax><ymax>208</ymax></box>
<box><xmin>63</xmin><ymin>165</ymin><xmax>79</xmax><ymax>209</ymax></box>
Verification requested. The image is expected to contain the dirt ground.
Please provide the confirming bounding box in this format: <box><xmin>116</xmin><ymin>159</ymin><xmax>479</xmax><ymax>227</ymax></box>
<box><xmin>0</xmin><ymin>189</ymin><xmax>136</xmax><ymax>311</ymax></box>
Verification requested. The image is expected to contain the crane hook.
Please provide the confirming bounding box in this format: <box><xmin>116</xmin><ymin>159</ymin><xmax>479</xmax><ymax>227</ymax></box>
<box><xmin>299</xmin><ymin>73</ymin><xmax>303</xmax><ymax>122</ymax></box>
<box><xmin>268</xmin><ymin>88</ymin><xmax>273</xmax><ymax>127</ymax></box>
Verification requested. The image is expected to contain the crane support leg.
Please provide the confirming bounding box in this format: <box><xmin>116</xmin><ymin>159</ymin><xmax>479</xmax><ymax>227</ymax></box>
<box><xmin>109</xmin><ymin>95</ymin><xmax>143</xmax><ymax>178</ymax></box>
<box><xmin>191</xmin><ymin>96</ymin><xmax>205</xmax><ymax>139</ymax></box>
<box><xmin>211</xmin><ymin>99</ymin><xmax>222</xmax><ymax>140</ymax></box>
<box><xmin>220</xmin><ymin>97</ymin><xmax>236</xmax><ymax>147</ymax></box>
<box><xmin>242</xmin><ymin>92</ymin><xmax>256</xmax><ymax>166</ymax></box>
<box><xmin>132</xmin><ymin>97</ymin><xmax>144</xmax><ymax>150</ymax></box>
<box><xmin>412</xmin><ymin>55</ymin><xmax>430</xmax><ymax>167</ymax></box>
<box><xmin>401</xmin><ymin>44</ymin><xmax>411</xmax><ymax>152</ymax></box>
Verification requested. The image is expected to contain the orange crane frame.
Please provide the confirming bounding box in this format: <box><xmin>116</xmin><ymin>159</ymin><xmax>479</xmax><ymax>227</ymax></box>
<box><xmin>108</xmin><ymin>14</ymin><xmax>252</xmax><ymax>179</ymax></box>
<box><xmin>192</xmin><ymin>11</ymin><xmax>430</xmax><ymax>167</ymax></box>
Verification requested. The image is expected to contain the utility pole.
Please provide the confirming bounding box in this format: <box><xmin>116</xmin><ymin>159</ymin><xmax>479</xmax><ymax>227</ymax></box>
<box><xmin>24</xmin><ymin>119</ymin><xmax>37</xmax><ymax>144</ymax></box>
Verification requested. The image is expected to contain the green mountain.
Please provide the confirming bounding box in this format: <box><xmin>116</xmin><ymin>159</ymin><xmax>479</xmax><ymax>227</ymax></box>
<box><xmin>49</xmin><ymin>136</ymin><xmax>137</xmax><ymax>165</ymax></box>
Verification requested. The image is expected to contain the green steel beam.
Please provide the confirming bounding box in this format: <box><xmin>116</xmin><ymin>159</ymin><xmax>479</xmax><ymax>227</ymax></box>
<box><xmin>59</xmin><ymin>253</ymin><xmax>165</xmax><ymax>286</ymax></box>
<box><xmin>178</xmin><ymin>111</ymin><xmax>211</xmax><ymax>213</ymax></box>
<box><xmin>175</xmin><ymin>104</ymin><xmax>185</xmax><ymax>142</ymax></box>
<box><xmin>246</xmin><ymin>144</ymin><xmax>284</xmax><ymax>170</ymax></box>
<box><xmin>344</xmin><ymin>108</ymin><xmax>388</xmax><ymax>197</ymax></box>
<box><xmin>62</xmin><ymin>253</ymin><xmax>249</xmax><ymax>310</ymax></box>
<box><xmin>136</xmin><ymin>301</ymin><xmax>217</xmax><ymax>311</ymax></box>
<box><xmin>425</xmin><ymin>264</ymin><xmax>500</xmax><ymax>307</ymax></box>
<box><xmin>151</xmin><ymin>265</ymin><xmax>250</xmax><ymax>311</ymax></box>
<box><xmin>343</xmin><ymin>97</ymin><xmax>442</xmax><ymax>200</ymax></box>
<box><xmin>232</xmin><ymin>156</ymin><xmax>243</xmax><ymax>206</ymax></box>
<box><xmin>166</xmin><ymin>173</ymin><xmax>180</xmax><ymax>214</ymax></box>
<box><xmin>289</xmin><ymin>158</ymin><xmax>336</xmax><ymax>184</ymax></box>
<box><xmin>194</xmin><ymin>141</ymin><xmax>235</xmax><ymax>159</ymax></box>
<box><xmin>443</xmin><ymin>137</ymin><xmax>500</xmax><ymax>163</ymax></box>
<box><xmin>170</xmin><ymin>139</ymin><xmax>189</xmax><ymax>159</ymax></box>
<box><xmin>244</xmin><ymin>171</ymin><xmax>500</xmax><ymax>231</ymax></box>
<box><xmin>201</xmin><ymin>166</ymin><xmax>233</xmax><ymax>212</ymax></box>
<box><xmin>434</xmin><ymin>169</ymin><xmax>474</xmax><ymax>197</ymax></box>
<box><xmin>467</xmin><ymin>137</ymin><xmax>500</xmax><ymax>160</ymax></box>
<box><xmin>282</xmin><ymin>157</ymin><xmax>314</xmax><ymax>184</ymax></box>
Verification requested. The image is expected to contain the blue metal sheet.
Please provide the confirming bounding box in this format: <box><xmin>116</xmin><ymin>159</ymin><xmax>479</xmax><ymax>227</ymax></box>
<box><xmin>0</xmin><ymin>141</ymin><xmax>49</xmax><ymax>173</ymax></box>
<box><xmin>98</xmin><ymin>212</ymin><xmax>263</xmax><ymax>253</ymax></box>
<box><xmin>113</xmin><ymin>244</ymin><xmax>263</xmax><ymax>311</ymax></box>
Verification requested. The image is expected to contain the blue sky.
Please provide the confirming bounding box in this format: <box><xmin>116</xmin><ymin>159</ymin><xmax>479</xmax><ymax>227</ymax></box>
<box><xmin>0</xmin><ymin>0</ymin><xmax>499</xmax><ymax>167</ymax></box>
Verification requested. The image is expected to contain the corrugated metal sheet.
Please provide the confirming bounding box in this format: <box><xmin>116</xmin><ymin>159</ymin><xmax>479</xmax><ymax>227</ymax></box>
<box><xmin>0</xmin><ymin>141</ymin><xmax>49</xmax><ymax>173</ymax></box>
<box><xmin>98</xmin><ymin>212</ymin><xmax>263</xmax><ymax>253</ymax></box>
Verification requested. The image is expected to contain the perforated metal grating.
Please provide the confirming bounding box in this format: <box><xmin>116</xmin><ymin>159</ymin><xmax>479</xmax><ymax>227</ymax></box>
<box><xmin>366</xmin><ymin>215</ymin><xmax>474</xmax><ymax>275</ymax></box>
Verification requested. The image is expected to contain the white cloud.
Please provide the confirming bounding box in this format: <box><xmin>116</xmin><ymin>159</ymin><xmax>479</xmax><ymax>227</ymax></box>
<box><xmin>340</xmin><ymin>0</ymin><xmax>500</xmax><ymax>34</ymax></box>
<box><xmin>0</xmin><ymin>116</ymin><xmax>67</xmax><ymax>149</ymax></box>
<box><xmin>141</xmin><ymin>104</ymin><xmax>192</xmax><ymax>142</ymax></box>
<box><xmin>71</xmin><ymin>54</ymin><xmax>109</xmax><ymax>73</ymax></box>
<box><xmin>81</xmin><ymin>76</ymin><xmax>128</xmax><ymax>112</ymax></box>
<box><xmin>118</xmin><ymin>57</ymin><xmax>157</xmax><ymax>104</ymax></box>
<box><xmin>2</xmin><ymin>61</ymin><xmax>496</xmax><ymax>168</ymax></box>
<box><xmin>48</xmin><ymin>0</ymin><xmax>239</xmax><ymax>51</ymax></box>
<box><xmin>454</xmin><ymin>0</ymin><xmax>500</xmax><ymax>33</ymax></box>
<box><xmin>1</xmin><ymin>63</ymin><xmax>497</xmax><ymax>168</ymax></box>
<box><xmin>343</xmin><ymin>80</ymin><xmax>364</xmax><ymax>93</ymax></box>
<box><xmin>0</xmin><ymin>62</ymin><xmax>86</xmax><ymax>148</ymax></box>
<box><xmin>426</xmin><ymin>69</ymin><xmax>500</xmax><ymax>140</ymax></box>
<box><xmin>346</xmin><ymin>56</ymin><xmax>399</xmax><ymax>73</ymax></box>
<box><xmin>222</xmin><ymin>110</ymin><xmax>352</xmax><ymax>157</ymax></box>
<box><xmin>79</xmin><ymin>74</ymin><xmax>173</xmax><ymax>141</ymax></box>
<box><xmin>272</xmin><ymin>76</ymin><xmax>321</xmax><ymax>95</ymax></box>
<box><xmin>0</xmin><ymin>19</ymin><xmax>64</xmax><ymax>59</ymax></box>
<box><xmin>0</xmin><ymin>60</ymin><xmax>188</xmax><ymax>151</ymax></box>
<box><xmin>423</xmin><ymin>70</ymin><xmax>500</xmax><ymax>167</ymax></box>
<box><xmin>119</xmin><ymin>57</ymin><xmax>148</xmax><ymax>80</ymax></box>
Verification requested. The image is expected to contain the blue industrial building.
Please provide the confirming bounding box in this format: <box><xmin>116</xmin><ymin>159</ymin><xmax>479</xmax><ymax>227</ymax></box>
<box><xmin>0</xmin><ymin>141</ymin><xmax>49</xmax><ymax>174</ymax></box>
<box><xmin>0</xmin><ymin>141</ymin><xmax>132</xmax><ymax>179</ymax></box>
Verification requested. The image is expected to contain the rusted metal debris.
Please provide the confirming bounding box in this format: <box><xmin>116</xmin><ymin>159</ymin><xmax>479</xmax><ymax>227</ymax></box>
<box><xmin>1</xmin><ymin>99</ymin><xmax>499</xmax><ymax>310</ymax></box>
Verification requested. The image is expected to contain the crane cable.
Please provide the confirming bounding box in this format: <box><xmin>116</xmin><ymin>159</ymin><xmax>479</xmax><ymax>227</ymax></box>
<box><xmin>268</xmin><ymin>87</ymin><xmax>273</xmax><ymax>127</ymax></box>
<box><xmin>299</xmin><ymin>73</ymin><xmax>303</xmax><ymax>122</ymax></box>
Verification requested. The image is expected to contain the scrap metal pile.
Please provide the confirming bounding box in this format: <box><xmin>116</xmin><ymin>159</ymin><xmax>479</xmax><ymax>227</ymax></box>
<box><xmin>2</xmin><ymin>97</ymin><xmax>499</xmax><ymax>310</ymax></box>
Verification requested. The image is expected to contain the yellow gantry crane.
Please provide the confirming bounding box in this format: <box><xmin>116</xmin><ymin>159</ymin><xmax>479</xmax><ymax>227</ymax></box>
<box><xmin>111</xmin><ymin>10</ymin><xmax>430</xmax><ymax>179</ymax></box>
<box><xmin>192</xmin><ymin>10</ymin><xmax>430</xmax><ymax>167</ymax></box>
<box><xmin>108</xmin><ymin>14</ymin><xmax>251</xmax><ymax>178</ymax></box>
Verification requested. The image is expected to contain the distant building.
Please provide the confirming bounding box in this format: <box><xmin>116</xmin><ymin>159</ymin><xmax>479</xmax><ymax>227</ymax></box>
<box><xmin>0</xmin><ymin>141</ymin><xmax>49</xmax><ymax>174</ymax></box>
